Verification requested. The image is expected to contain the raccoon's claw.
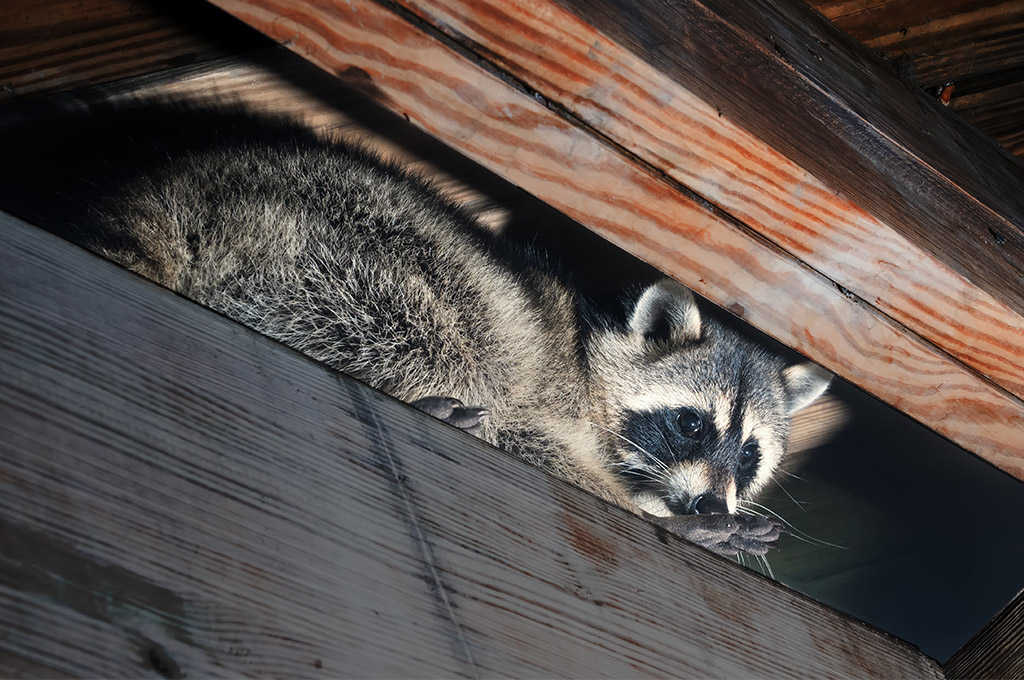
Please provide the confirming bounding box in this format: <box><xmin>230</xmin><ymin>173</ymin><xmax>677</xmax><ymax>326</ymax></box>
<box><xmin>411</xmin><ymin>396</ymin><xmax>489</xmax><ymax>434</ymax></box>
<box><xmin>445</xmin><ymin>406</ymin><xmax>490</xmax><ymax>433</ymax></box>
<box><xmin>650</xmin><ymin>513</ymin><xmax>786</xmax><ymax>557</ymax></box>
<box><xmin>719</xmin><ymin>516</ymin><xmax>785</xmax><ymax>556</ymax></box>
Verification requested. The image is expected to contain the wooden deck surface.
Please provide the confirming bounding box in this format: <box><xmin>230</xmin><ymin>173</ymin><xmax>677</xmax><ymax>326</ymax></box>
<box><xmin>945</xmin><ymin>587</ymin><xmax>1024</xmax><ymax>679</ymax></box>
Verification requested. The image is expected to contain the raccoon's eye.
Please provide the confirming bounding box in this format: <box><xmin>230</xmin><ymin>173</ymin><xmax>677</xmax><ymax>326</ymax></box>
<box><xmin>739</xmin><ymin>441</ymin><xmax>760</xmax><ymax>469</ymax></box>
<box><xmin>676</xmin><ymin>409</ymin><xmax>703</xmax><ymax>437</ymax></box>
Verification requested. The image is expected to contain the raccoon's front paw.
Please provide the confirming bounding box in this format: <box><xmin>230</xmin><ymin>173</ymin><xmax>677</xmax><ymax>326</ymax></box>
<box><xmin>411</xmin><ymin>396</ymin><xmax>489</xmax><ymax>435</ymax></box>
<box><xmin>651</xmin><ymin>513</ymin><xmax>786</xmax><ymax>557</ymax></box>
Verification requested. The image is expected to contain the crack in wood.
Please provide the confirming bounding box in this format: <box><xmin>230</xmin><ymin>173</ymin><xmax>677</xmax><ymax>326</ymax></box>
<box><xmin>342</xmin><ymin>380</ymin><xmax>481</xmax><ymax>679</ymax></box>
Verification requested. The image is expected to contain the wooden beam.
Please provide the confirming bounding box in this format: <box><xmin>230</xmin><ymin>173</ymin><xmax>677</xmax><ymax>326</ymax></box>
<box><xmin>379</xmin><ymin>0</ymin><xmax>1024</xmax><ymax>405</ymax></box>
<box><xmin>551</xmin><ymin>0</ymin><xmax>1024</xmax><ymax>314</ymax></box>
<box><xmin>0</xmin><ymin>213</ymin><xmax>944</xmax><ymax>678</ymax></box>
<box><xmin>203</xmin><ymin>0</ymin><xmax>1024</xmax><ymax>477</ymax></box>
<box><xmin>811</xmin><ymin>0</ymin><xmax>1024</xmax><ymax>89</ymax></box>
<box><xmin>0</xmin><ymin>0</ymin><xmax>269</xmax><ymax>101</ymax></box>
<box><xmin>944</xmin><ymin>587</ymin><xmax>1024</xmax><ymax>679</ymax></box>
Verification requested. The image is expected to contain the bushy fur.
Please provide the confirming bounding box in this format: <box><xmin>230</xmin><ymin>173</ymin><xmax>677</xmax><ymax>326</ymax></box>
<box><xmin>0</xmin><ymin>102</ymin><xmax>830</xmax><ymax>524</ymax></box>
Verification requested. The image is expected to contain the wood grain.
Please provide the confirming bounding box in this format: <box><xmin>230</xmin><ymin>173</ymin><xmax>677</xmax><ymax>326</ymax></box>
<box><xmin>0</xmin><ymin>0</ymin><xmax>269</xmax><ymax>101</ymax></box>
<box><xmin>205</xmin><ymin>0</ymin><xmax>1024</xmax><ymax>477</ymax></box>
<box><xmin>813</xmin><ymin>0</ymin><xmax>1024</xmax><ymax>88</ymax></box>
<box><xmin>944</xmin><ymin>587</ymin><xmax>1024</xmax><ymax>679</ymax></box>
<box><xmin>957</xmin><ymin>80</ymin><xmax>1024</xmax><ymax>158</ymax></box>
<box><xmin>0</xmin><ymin>213</ymin><xmax>945</xmax><ymax>678</ymax></box>
<box><xmin>553</xmin><ymin>0</ymin><xmax>1024</xmax><ymax>320</ymax></box>
<box><xmin>390</xmin><ymin>0</ymin><xmax>1024</xmax><ymax>408</ymax></box>
<box><xmin>810</xmin><ymin>0</ymin><xmax>1024</xmax><ymax>162</ymax></box>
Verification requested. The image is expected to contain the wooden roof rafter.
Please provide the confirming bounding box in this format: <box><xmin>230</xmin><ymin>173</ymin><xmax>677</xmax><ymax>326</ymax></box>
<box><xmin>204</xmin><ymin>0</ymin><xmax>1024</xmax><ymax>476</ymax></box>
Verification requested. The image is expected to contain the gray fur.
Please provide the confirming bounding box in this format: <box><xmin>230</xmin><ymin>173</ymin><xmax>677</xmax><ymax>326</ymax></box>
<box><xmin>1</xmin><ymin>103</ymin><xmax>830</xmax><ymax>553</ymax></box>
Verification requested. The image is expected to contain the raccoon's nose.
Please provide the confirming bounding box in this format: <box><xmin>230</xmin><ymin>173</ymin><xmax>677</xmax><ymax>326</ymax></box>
<box><xmin>692</xmin><ymin>494</ymin><xmax>729</xmax><ymax>515</ymax></box>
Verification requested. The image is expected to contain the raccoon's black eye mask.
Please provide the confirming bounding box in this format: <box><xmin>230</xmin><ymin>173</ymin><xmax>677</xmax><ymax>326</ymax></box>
<box><xmin>737</xmin><ymin>440</ymin><xmax>761</xmax><ymax>487</ymax></box>
<box><xmin>621</xmin><ymin>407</ymin><xmax>716</xmax><ymax>470</ymax></box>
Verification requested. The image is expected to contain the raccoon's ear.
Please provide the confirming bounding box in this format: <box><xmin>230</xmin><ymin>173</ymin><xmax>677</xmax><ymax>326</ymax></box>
<box><xmin>783</xmin><ymin>362</ymin><xmax>832</xmax><ymax>414</ymax></box>
<box><xmin>628</xmin><ymin>278</ymin><xmax>702</xmax><ymax>344</ymax></box>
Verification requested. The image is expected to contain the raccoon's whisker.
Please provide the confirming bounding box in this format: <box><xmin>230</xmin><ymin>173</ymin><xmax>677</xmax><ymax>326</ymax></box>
<box><xmin>735</xmin><ymin>505</ymin><xmax>765</xmax><ymax>518</ymax></box>
<box><xmin>613</xmin><ymin>462</ymin><xmax>666</xmax><ymax>484</ymax></box>
<box><xmin>784</xmin><ymin>532</ymin><xmax>847</xmax><ymax>550</ymax></box>
<box><xmin>738</xmin><ymin>500</ymin><xmax>847</xmax><ymax>550</ymax></box>
<box><xmin>610</xmin><ymin>456</ymin><xmax>667</xmax><ymax>477</ymax></box>
<box><xmin>608</xmin><ymin>460</ymin><xmax>676</xmax><ymax>492</ymax></box>
<box><xmin>777</xmin><ymin>531</ymin><xmax>846</xmax><ymax>550</ymax></box>
<box><xmin>734</xmin><ymin>543</ymin><xmax>776</xmax><ymax>579</ymax></box>
<box><xmin>585</xmin><ymin>421</ymin><xmax>671</xmax><ymax>473</ymax></box>
<box><xmin>772</xmin><ymin>477</ymin><xmax>808</xmax><ymax>511</ymax></box>
<box><xmin>657</xmin><ymin>428</ymin><xmax>678</xmax><ymax>466</ymax></box>
<box><xmin>778</xmin><ymin>469</ymin><xmax>807</xmax><ymax>482</ymax></box>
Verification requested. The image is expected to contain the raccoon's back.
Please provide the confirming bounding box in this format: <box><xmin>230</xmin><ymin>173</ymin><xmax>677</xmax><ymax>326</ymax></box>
<box><xmin>0</xmin><ymin>104</ymin><xmax>538</xmax><ymax>405</ymax></box>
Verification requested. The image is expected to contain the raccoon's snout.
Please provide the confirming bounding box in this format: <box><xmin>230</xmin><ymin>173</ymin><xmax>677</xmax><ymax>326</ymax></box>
<box><xmin>666</xmin><ymin>493</ymin><xmax>729</xmax><ymax>515</ymax></box>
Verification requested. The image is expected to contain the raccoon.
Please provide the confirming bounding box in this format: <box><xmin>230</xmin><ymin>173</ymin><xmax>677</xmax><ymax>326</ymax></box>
<box><xmin>0</xmin><ymin>102</ymin><xmax>830</xmax><ymax>556</ymax></box>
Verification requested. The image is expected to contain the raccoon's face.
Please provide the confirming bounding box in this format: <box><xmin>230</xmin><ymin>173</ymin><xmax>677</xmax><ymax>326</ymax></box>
<box><xmin>589</xmin><ymin>279</ymin><xmax>831</xmax><ymax>517</ymax></box>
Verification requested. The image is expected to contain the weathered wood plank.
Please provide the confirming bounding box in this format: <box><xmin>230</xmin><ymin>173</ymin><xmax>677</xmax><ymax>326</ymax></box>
<box><xmin>546</xmin><ymin>0</ymin><xmax>1024</xmax><ymax>318</ymax></box>
<box><xmin>812</xmin><ymin>0</ymin><xmax>1024</xmax><ymax>88</ymax></box>
<box><xmin>0</xmin><ymin>0</ymin><xmax>269</xmax><ymax>101</ymax></box>
<box><xmin>944</xmin><ymin>587</ymin><xmax>1024</xmax><ymax>679</ymax></box>
<box><xmin>810</xmin><ymin>0</ymin><xmax>1024</xmax><ymax>162</ymax></box>
<box><xmin>207</xmin><ymin>0</ymin><xmax>1024</xmax><ymax>477</ymax></box>
<box><xmin>0</xmin><ymin>213</ymin><xmax>944</xmax><ymax>678</ymax></box>
<box><xmin>954</xmin><ymin>80</ymin><xmax>1024</xmax><ymax>159</ymax></box>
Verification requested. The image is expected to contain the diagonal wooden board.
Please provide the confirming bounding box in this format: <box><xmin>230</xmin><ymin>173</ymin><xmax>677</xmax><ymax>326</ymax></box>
<box><xmin>944</xmin><ymin>587</ymin><xmax>1024</xmax><ymax>680</ymax></box>
<box><xmin>0</xmin><ymin>212</ymin><xmax>944</xmax><ymax>677</ymax></box>
<box><xmin>547</xmin><ymin>0</ymin><xmax>1024</xmax><ymax>315</ymax></box>
<box><xmin>388</xmin><ymin>0</ymin><xmax>1024</xmax><ymax>406</ymax></box>
<box><xmin>203</xmin><ymin>0</ymin><xmax>1024</xmax><ymax>477</ymax></box>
